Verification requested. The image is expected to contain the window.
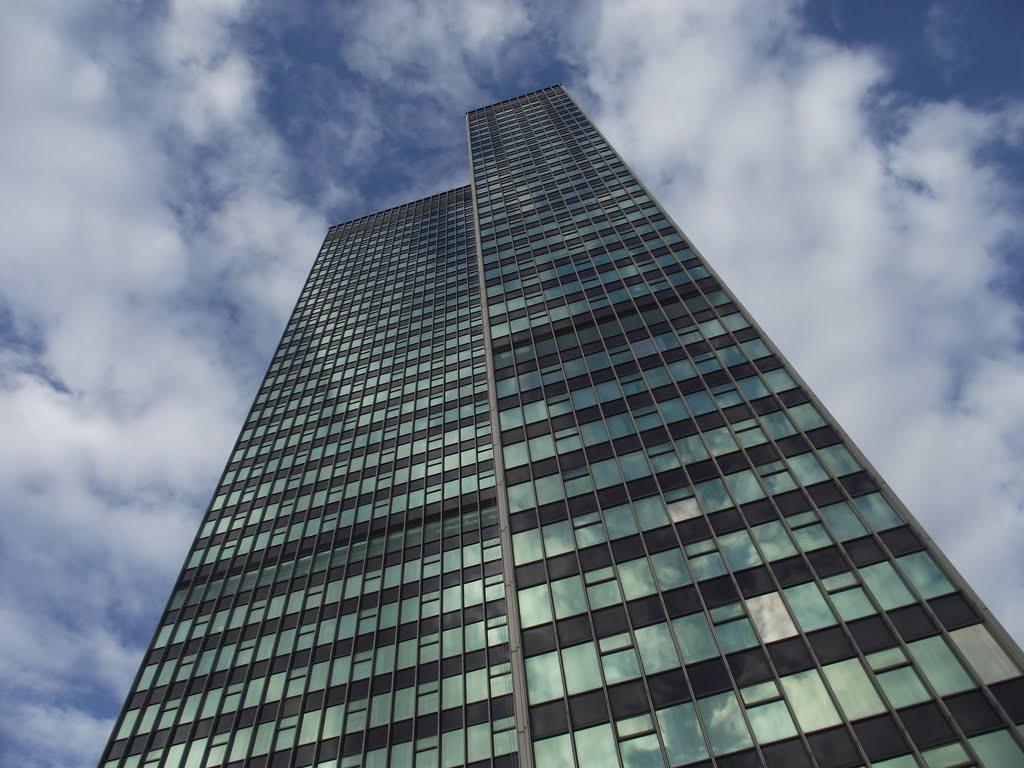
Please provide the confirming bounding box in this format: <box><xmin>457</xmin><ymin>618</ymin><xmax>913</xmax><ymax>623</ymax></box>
<box><xmin>655</xmin><ymin>702</ymin><xmax>709</xmax><ymax>765</ymax></box>
<box><xmin>696</xmin><ymin>691</ymin><xmax>754</xmax><ymax>755</ymax></box>
<box><xmin>822</xmin><ymin>571</ymin><xmax>875</xmax><ymax>621</ymax></box>
<box><xmin>573</xmin><ymin>724</ymin><xmax>619</xmax><ymax>768</ymax></box>
<box><xmin>518</xmin><ymin>583</ymin><xmax>552</xmax><ymax>627</ymax></box>
<box><xmin>950</xmin><ymin>624</ymin><xmax>1020</xmax><ymax>684</ymax></box>
<box><xmin>867</xmin><ymin>647</ymin><xmax>931</xmax><ymax>708</ymax></box>
<box><xmin>783</xmin><ymin>582</ymin><xmax>837</xmax><ymax>632</ymax></box>
<box><xmin>819</xmin><ymin>501</ymin><xmax>867</xmax><ymax>541</ymax></box>
<box><xmin>896</xmin><ymin>552</ymin><xmax>954</xmax><ymax>599</ymax></box>
<box><xmin>710</xmin><ymin>601</ymin><xmax>759</xmax><ymax>653</ymax></box>
<box><xmin>600</xmin><ymin>632</ymin><xmax>642</xmax><ymax>684</ymax></box>
<box><xmin>684</xmin><ymin>538</ymin><xmax>727</xmax><ymax>581</ymax></box>
<box><xmin>906</xmin><ymin>636</ymin><xmax>975</xmax><ymax>695</ymax></box>
<box><xmin>619</xmin><ymin>557</ymin><xmax>658</xmax><ymax>600</ymax></box>
<box><xmin>718</xmin><ymin>529</ymin><xmax>762</xmax><ymax>571</ymax></box>
<box><xmin>779</xmin><ymin>669</ymin><xmax>841</xmax><ymax>733</ymax></box>
<box><xmin>562</xmin><ymin>641</ymin><xmax>602</xmax><ymax>695</ymax></box>
<box><xmin>822</xmin><ymin>658</ymin><xmax>885</xmax><ymax>720</ymax></box>
<box><xmin>751</xmin><ymin>520</ymin><xmax>798</xmax><ymax>561</ymax></box>
<box><xmin>671</xmin><ymin>612</ymin><xmax>718</xmax><ymax>663</ymax></box>
<box><xmin>746</xmin><ymin>592</ymin><xmax>798</xmax><ymax>643</ymax></box>
<box><xmin>853</xmin><ymin>492</ymin><xmax>903</xmax><ymax>531</ymax></box>
<box><xmin>725</xmin><ymin>469</ymin><xmax>766</xmax><ymax>504</ymax></box>
<box><xmin>861</xmin><ymin>561</ymin><xmax>915</xmax><ymax>610</ymax></box>
<box><xmin>635</xmin><ymin>622</ymin><xmax>680</xmax><ymax>674</ymax></box>
<box><xmin>650</xmin><ymin>548</ymin><xmax>692</xmax><ymax>590</ymax></box>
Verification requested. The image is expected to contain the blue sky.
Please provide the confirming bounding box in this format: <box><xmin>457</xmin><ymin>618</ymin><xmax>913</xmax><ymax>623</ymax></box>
<box><xmin>1</xmin><ymin>1</ymin><xmax>1022</xmax><ymax>766</ymax></box>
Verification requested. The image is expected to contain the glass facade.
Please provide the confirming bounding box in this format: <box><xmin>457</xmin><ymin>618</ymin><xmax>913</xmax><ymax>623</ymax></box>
<box><xmin>101</xmin><ymin>86</ymin><xmax>1024</xmax><ymax>768</ymax></box>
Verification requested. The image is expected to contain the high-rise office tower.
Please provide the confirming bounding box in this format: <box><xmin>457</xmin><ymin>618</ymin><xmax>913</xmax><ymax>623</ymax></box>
<box><xmin>100</xmin><ymin>86</ymin><xmax>1024</xmax><ymax>768</ymax></box>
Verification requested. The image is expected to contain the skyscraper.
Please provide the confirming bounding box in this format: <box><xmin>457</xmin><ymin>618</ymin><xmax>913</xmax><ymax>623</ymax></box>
<box><xmin>100</xmin><ymin>85</ymin><xmax>1024</xmax><ymax>768</ymax></box>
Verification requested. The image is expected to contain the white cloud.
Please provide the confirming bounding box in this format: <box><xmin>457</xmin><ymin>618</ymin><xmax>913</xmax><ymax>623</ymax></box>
<box><xmin>9</xmin><ymin>702</ymin><xmax>114</xmax><ymax>768</ymax></box>
<box><xmin>924</xmin><ymin>1</ymin><xmax>963</xmax><ymax>69</ymax></box>
<box><xmin>335</xmin><ymin>0</ymin><xmax>532</xmax><ymax>106</ymax></box>
<box><xmin>568</xmin><ymin>0</ymin><xmax>1024</xmax><ymax>639</ymax></box>
<box><xmin>0</xmin><ymin>1</ymin><xmax>325</xmax><ymax>765</ymax></box>
<box><xmin>178</xmin><ymin>52</ymin><xmax>258</xmax><ymax>141</ymax></box>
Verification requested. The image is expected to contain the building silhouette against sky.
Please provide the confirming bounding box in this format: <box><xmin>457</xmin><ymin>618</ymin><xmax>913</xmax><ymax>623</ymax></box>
<box><xmin>100</xmin><ymin>86</ymin><xmax>1024</xmax><ymax>768</ymax></box>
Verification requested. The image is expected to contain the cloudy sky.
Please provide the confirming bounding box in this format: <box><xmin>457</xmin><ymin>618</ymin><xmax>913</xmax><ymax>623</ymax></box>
<box><xmin>1</xmin><ymin>1</ymin><xmax>1022</xmax><ymax>765</ymax></box>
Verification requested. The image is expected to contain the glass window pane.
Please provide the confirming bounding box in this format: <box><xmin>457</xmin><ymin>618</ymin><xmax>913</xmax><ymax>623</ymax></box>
<box><xmin>819</xmin><ymin>501</ymin><xmax>867</xmax><ymax>541</ymax></box>
<box><xmin>512</xmin><ymin>528</ymin><xmax>543</xmax><ymax>565</ymax></box>
<box><xmin>592</xmin><ymin>457</ymin><xmax>623</xmax><ymax>488</ymax></box>
<box><xmin>602</xmin><ymin>647</ymin><xmax>642</xmax><ymax>684</ymax></box>
<box><xmin>620</xmin><ymin>733</ymin><xmax>666</xmax><ymax>768</ymax></box>
<box><xmin>861</xmin><ymin>562</ymin><xmax>916</xmax><ymax>610</ymax></box>
<box><xmin>968</xmin><ymin>729</ymin><xmax>1024</xmax><ymax>767</ymax></box>
<box><xmin>675</xmin><ymin>434</ymin><xmax>708</xmax><ymax>463</ymax></box>
<box><xmin>907</xmin><ymin>636</ymin><xmax>975</xmax><ymax>696</ymax></box>
<box><xmin>694</xmin><ymin>478</ymin><xmax>731</xmax><ymax>513</ymax></box>
<box><xmin>819</xmin><ymin>444</ymin><xmax>861</xmax><ymax>476</ymax></box>
<box><xmin>788</xmin><ymin>403</ymin><xmax>825</xmax><ymax>430</ymax></box>
<box><xmin>746</xmin><ymin>593</ymin><xmax>798</xmax><ymax>642</ymax></box>
<box><xmin>896</xmin><ymin>552</ymin><xmax>954</xmax><ymax>599</ymax></box>
<box><xmin>740</xmin><ymin>680</ymin><xmax>780</xmax><ymax>705</ymax></box>
<box><xmin>854</xmin><ymin>492</ymin><xmax>903</xmax><ymax>531</ymax></box>
<box><xmin>788</xmin><ymin>453</ymin><xmax>829</xmax><ymax>484</ymax></box>
<box><xmin>783</xmin><ymin>582</ymin><xmax>837</xmax><ymax>632</ymax></box>
<box><xmin>507</xmin><ymin>480</ymin><xmax>536</xmax><ymax>512</ymax></box>
<box><xmin>716</xmin><ymin>618</ymin><xmax>759</xmax><ymax>653</ymax></box>
<box><xmin>705</xmin><ymin>427</ymin><xmax>738</xmax><ymax>456</ymax></box>
<box><xmin>872</xmin><ymin>757</ymin><xmax>917</xmax><ymax>768</ymax></box>
<box><xmin>588</xmin><ymin>579</ymin><xmax>623</xmax><ymax>610</ymax></box>
<box><xmin>620</xmin><ymin>451</ymin><xmax>652</xmax><ymax>481</ymax></box>
<box><xmin>562</xmin><ymin>642</ymin><xmax>602</xmax><ymax>695</ymax></box>
<box><xmin>635</xmin><ymin>623</ymin><xmax>680</xmax><ymax>674</ymax></box>
<box><xmin>685</xmin><ymin>391</ymin><xmax>715</xmax><ymax>416</ymax></box>
<box><xmin>718</xmin><ymin>530</ymin><xmax>762</xmax><ymax>571</ymax></box>
<box><xmin>831</xmin><ymin>587</ymin><xmax>876</xmax><ymax>621</ymax></box>
<box><xmin>747</xmin><ymin>700</ymin><xmax>798</xmax><ymax>744</ymax></box>
<box><xmin>650</xmin><ymin>549</ymin><xmax>692</xmax><ymax>590</ymax></box>
<box><xmin>619</xmin><ymin>558</ymin><xmax>658</xmax><ymax>601</ymax></box>
<box><xmin>671</xmin><ymin>613</ymin><xmax>719</xmax><ymax>663</ymax></box>
<box><xmin>689</xmin><ymin>551</ymin><xmax>727</xmax><ymax>581</ymax></box>
<box><xmin>877</xmin><ymin>665</ymin><xmax>931</xmax><ymax>708</ymax></box>
<box><xmin>543</xmin><ymin>520</ymin><xmax>574</xmax><ymax>557</ymax></box>
<box><xmin>575</xmin><ymin>520</ymin><xmax>606</xmax><ymax>548</ymax></box>
<box><xmin>762</xmin><ymin>410</ymin><xmax>797</xmax><ymax>438</ymax></box>
<box><xmin>867</xmin><ymin>646</ymin><xmax>908</xmax><ymax>670</ymax></box>
<box><xmin>467</xmin><ymin>722</ymin><xmax>490</xmax><ymax>762</ymax></box>
<box><xmin>950</xmin><ymin>625</ymin><xmax>1021</xmax><ymax>685</ymax></box>
<box><xmin>503</xmin><ymin>442</ymin><xmax>528</xmax><ymax>468</ymax></box>
<box><xmin>656</xmin><ymin>702</ymin><xmax>709</xmax><ymax>766</ymax></box>
<box><xmin>792</xmin><ymin>523</ymin><xmax>832</xmax><ymax>552</ymax></box>
<box><xmin>780</xmin><ymin>669</ymin><xmax>842</xmax><ymax>733</ymax></box>
<box><xmin>763</xmin><ymin>369</ymin><xmax>796</xmax><ymax>392</ymax></box>
<box><xmin>518</xmin><ymin>584</ymin><xmax>552</xmax><ymax>627</ymax></box>
<box><xmin>822</xmin><ymin>659</ymin><xmax>885</xmax><ymax>720</ymax></box>
<box><xmin>696</xmin><ymin>691</ymin><xmax>754</xmax><ymax>755</ymax></box>
<box><xmin>534</xmin><ymin>733</ymin><xmax>573</xmax><ymax>765</ymax></box>
<box><xmin>605</xmin><ymin>503</ymin><xmax>639</xmax><ymax>539</ymax></box>
<box><xmin>666</xmin><ymin>495</ymin><xmax>701</xmax><ymax>522</ymax></box>
<box><xmin>574</xmin><ymin>723</ymin><xmax>619</xmax><ymax>768</ymax></box>
<box><xmin>634</xmin><ymin>496</ymin><xmax>670</xmax><ymax>530</ymax></box>
<box><xmin>725</xmin><ymin>470</ymin><xmax>765</xmax><ymax>504</ymax></box>
<box><xmin>751</xmin><ymin>521</ymin><xmax>797</xmax><ymax>561</ymax></box>
<box><xmin>921</xmin><ymin>742</ymin><xmax>969</xmax><ymax>768</ymax></box>
<box><xmin>525</xmin><ymin>651</ymin><xmax>564</xmax><ymax>704</ymax></box>
<box><xmin>551</xmin><ymin>575</ymin><xmax>588</xmax><ymax>619</ymax></box>
<box><xmin>529</xmin><ymin>433</ymin><xmax>556</xmax><ymax>461</ymax></box>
